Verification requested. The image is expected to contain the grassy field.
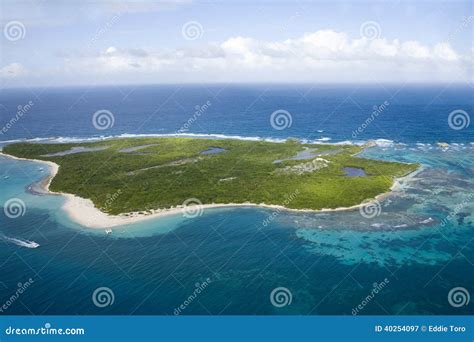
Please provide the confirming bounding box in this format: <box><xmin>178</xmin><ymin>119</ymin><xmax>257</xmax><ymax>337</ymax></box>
<box><xmin>3</xmin><ymin>138</ymin><xmax>419</xmax><ymax>214</ymax></box>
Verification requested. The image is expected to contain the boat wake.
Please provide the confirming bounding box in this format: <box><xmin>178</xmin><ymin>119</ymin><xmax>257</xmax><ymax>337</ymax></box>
<box><xmin>0</xmin><ymin>234</ymin><xmax>40</xmax><ymax>248</ymax></box>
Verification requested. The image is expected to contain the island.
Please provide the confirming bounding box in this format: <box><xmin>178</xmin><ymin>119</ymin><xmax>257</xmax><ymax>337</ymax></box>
<box><xmin>2</xmin><ymin>137</ymin><xmax>419</xmax><ymax>228</ymax></box>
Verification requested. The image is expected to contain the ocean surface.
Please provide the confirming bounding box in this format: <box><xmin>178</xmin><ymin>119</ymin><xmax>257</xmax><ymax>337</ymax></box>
<box><xmin>0</xmin><ymin>84</ymin><xmax>473</xmax><ymax>143</ymax></box>
<box><xmin>0</xmin><ymin>84</ymin><xmax>473</xmax><ymax>315</ymax></box>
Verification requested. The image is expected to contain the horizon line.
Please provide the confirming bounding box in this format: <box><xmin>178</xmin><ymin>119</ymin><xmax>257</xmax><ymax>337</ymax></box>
<box><xmin>2</xmin><ymin>81</ymin><xmax>473</xmax><ymax>91</ymax></box>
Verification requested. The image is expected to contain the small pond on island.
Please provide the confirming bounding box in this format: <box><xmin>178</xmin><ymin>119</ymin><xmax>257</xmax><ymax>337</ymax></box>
<box><xmin>200</xmin><ymin>147</ymin><xmax>226</xmax><ymax>155</ymax></box>
<box><xmin>343</xmin><ymin>167</ymin><xmax>366</xmax><ymax>177</ymax></box>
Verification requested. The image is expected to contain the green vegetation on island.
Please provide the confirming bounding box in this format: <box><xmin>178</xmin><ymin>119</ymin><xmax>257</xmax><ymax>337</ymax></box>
<box><xmin>3</xmin><ymin>138</ymin><xmax>419</xmax><ymax>215</ymax></box>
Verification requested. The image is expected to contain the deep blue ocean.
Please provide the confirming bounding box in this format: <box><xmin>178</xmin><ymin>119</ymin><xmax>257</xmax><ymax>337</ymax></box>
<box><xmin>0</xmin><ymin>84</ymin><xmax>473</xmax><ymax>143</ymax></box>
<box><xmin>0</xmin><ymin>85</ymin><xmax>473</xmax><ymax>315</ymax></box>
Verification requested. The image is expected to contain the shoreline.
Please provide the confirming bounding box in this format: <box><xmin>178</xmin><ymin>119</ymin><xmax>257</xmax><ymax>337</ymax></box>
<box><xmin>0</xmin><ymin>152</ymin><xmax>60</xmax><ymax>195</ymax></box>
<box><xmin>1</xmin><ymin>133</ymin><xmax>471</xmax><ymax>148</ymax></box>
<box><xmin>0</xmin><ymin>150</ymin><xmax>419</xmax><ymax>230</ymax></box>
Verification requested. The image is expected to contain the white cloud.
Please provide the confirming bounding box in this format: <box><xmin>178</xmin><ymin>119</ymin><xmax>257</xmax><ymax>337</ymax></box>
<box><xmin>10</xmin><ymin>30</ymin><xmax>474</xmax><ymax>84</ymax></box>
<box><xmin>0</xmin><ymin>63</ymin><xmax>27</xmax><ymax>78</ymax></box>
<box><xmin>400</xmin><ymin>41</ymin><xmax>431</xmax><ymax>59</ymax></box>
<box><xmin>433</xmin><ymin>43</ymin><xmax>459</xmax><ymax>61</ymax></box>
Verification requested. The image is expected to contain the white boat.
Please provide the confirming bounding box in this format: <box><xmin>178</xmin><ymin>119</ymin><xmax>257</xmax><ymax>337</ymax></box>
<box><xmin>27</xmin><ymin>241</ymin><xmax>40</xmax><ymax>248</ymax></box>
<box><xmin>105</xmin><ymin>228</ymin><xmax>112</xmax><ymax>235</ymax></box>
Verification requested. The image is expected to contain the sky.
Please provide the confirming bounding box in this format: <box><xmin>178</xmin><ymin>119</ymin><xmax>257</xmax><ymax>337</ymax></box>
<box><xmin>0</xmin><ymin>0</ymin><xmax>473</xmax><ymax>87</ymax></box>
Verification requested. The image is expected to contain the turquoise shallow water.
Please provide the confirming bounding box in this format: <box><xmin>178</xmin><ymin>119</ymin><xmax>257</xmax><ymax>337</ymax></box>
<box><xmin>0</xmin><ymin>143</ymin><xmax>473</xmax><ymax>315</ymax></box>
